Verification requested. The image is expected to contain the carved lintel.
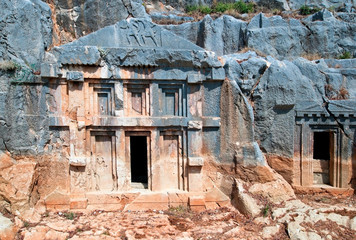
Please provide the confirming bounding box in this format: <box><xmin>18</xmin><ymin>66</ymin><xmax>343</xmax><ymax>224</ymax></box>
<box><xmin>187</xmin><ymin>74</ymin><xmax>202</xmax><ymax>84</ymax></box>
<box><xmin>188</xmin><ymin>121</ymin><xmax>202</xmax><ymax>130</ymax></box>
<box><xmin>69</xmin><ymin>157</ymin><xmax>87</xmax><ymax>167</ymax></box>
<box><xmin>66</xmin><ymin>71</ymin><xmax>84</xmax><ymax>82</ymax></box>
<box><xmin>188</xmin><ymin>157</ymin><xmax>204</xmax><ymax>167</ymax></box>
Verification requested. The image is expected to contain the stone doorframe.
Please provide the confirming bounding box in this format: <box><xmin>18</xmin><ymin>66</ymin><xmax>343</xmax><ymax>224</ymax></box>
<box><xmin>294</xmin><ymin>124</ymin><xmax>345</xmax><ymax>187</ymax></box>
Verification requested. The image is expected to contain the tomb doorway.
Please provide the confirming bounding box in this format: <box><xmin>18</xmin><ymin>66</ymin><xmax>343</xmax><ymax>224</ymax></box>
<box><xmin>125</xmin><ymin>131</ymin><xmax>151</xmax><ymax>189</ymax></box>
<box><xmin>312</xmin><ymin>131</ymin><xmax>334</xmax><ymax>185</ymax></box>
<box><xmin>130</xmin><ymin>136</ymin><xmax>148</xmax><ymax>188</ymax></box>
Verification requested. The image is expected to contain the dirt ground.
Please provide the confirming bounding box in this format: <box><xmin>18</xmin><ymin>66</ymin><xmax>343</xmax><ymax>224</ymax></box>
<box><xmin>13</xmin><ymin>194</ymin><xmax>356</xmax><ymax>240</ymax></box>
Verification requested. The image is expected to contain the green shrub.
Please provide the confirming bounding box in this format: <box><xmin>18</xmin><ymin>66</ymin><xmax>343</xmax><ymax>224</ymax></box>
<box><xmin>214</xmin><ymin>3</ymin><xmax>233</xmax><ymax>13</ymax></box>
<box><xmin>339</xmin><ymin>51</ymin><xmax>352</xmax><ymax>59</ymax></box>
<box><xmin>233</xmin><ymin>1</ymin><xmax>254</xmax><ymax>14</ymax></box>
<box><xmin>186</xmin><ymin>1</ymin><xmax>254</xmax><ymax>15</ymax></box>
<box><xmin>63</xmin><ymin>211</ymin><xmax>76</xmax><ymax>220</ymax></box>
<box><xmin>199</xmin><ymin>5</ymin><xmax>212</xmax><ymax>14</ymax></box>
<box><xmin>186</xmin><ymin>5</ymin><xmax>198</xmax><ymax>13</ymax></box>
<box><xmin>299</xmin><ymin>5</ymin><xmax>320</xmax><ymax>15</ymax></box>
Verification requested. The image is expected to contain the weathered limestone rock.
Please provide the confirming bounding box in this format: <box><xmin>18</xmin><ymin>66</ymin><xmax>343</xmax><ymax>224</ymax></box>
<box><xmin>44</xmin><ymin>0</ymin><xmax>149</xmax><ymax>45</ymax></box>
<box><xmin>164</xmin><ymin>15</ymin><xmax>247</xmax><ymax>56</ymax></box>
<box><xmin>0</xmin><ymin>0</ymin><xmax>52</xmax><ymax>66</ymax></box>
<box><xmin>248</xmin><ymin>173</ymin><xmax>295</xmax><ymax>203</ymax></box>
<box><xmin>288</xmin><ymin>0</ymin><xmax>355</xmax><ymax>10</ymax></box>
<box><xmin>231</xmin><ymin>179</ymin><xmax>262</xmax><ymax>217</ymax></box>
<box><xmin>167</xmin><ymin>11</ymin><xmax>356</xmax><ymax>59</ymax></box>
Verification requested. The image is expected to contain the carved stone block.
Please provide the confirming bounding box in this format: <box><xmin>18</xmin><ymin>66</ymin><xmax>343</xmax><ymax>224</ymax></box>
<box><xmin>188</xmin><ymin>121</ymin><xmax>202</xmax><ymax>130</ymax></box>
<box><xmin>66</xmin><ymin>71</ymin><xmax>84</xmax><ymax>82</ymax></box>
<box><xmin>187</xmin><ymin>74</ymin><xmax>202</xmax><ymax>83</ymax></box>
<box><xmin>188</xmin><ymin>157</ymin><xmax>204</xmax><ymax>167</ymax></box>
<box><xmin>69</xmin><ymin>157</ymin><xmax>87</xmax><ymax>167</ymax></box>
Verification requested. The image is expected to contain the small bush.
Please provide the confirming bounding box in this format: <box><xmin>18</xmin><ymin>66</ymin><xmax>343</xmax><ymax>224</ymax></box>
<box><xmin>214</xmin><ymin>3</ymin><xmax>233</xmax><ymax>13</ymax></box>
<box><xmin>233</xmin><ymin>1</ymin><xmax>254</xmax><ymax>14</ymax></box>
<box><xmin>299</xmin><ymin>5</ymin><xmax>320</xmax><ymax>15</ymax></box>
<box><xmin>23</xmin><ymin>221</ymin><xmax>30</xmax><ymax>228</ymax></box>
<box><xmin>199</xmin><ymin>5</ymin><xmax>212</xmax><ymax>14</ymax></box>
<box><xmin>186</xmin><ymin>1</ymin><xmax>254</xmax><ymax>15</ymax></box>
<box><xmin>338</xmin><ymin>51</ymin><xmax>352</xmax><ymax>59</ymax></box>
<box><xmin>262</xmin><ymin>204</ymin><xmax>270</xmax><ymax>217</ymax></box>
<box><xmin>186</xmin><ymin>5</ymin><xmax>198</xmax><ymax>13</ymax></box>
<box><xmin>63</xmin><ymin>211</ymin><xmax>76</xmax><ymax>220</ymax></box>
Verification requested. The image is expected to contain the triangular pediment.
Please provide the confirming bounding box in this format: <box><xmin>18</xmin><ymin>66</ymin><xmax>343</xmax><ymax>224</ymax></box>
<box><xmin>328</xmin><ymin>100</ymin><xmax>356</xmax><ymax>113</ymax></box>
<box><xmin>295</xmin><ymin>101</ymin><xmax>325</xmax><ymax>113</ymax></box>
<box><xmin>62</xmin><ymin>18</ymin><xmax>203</xmax><ymax>51</ymax></box>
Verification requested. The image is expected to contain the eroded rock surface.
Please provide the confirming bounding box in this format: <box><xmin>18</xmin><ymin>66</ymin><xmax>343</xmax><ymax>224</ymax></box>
<box><xmin>15</xmin><ymin>195</ymin><xmax>356</xmax><ymax>240</ymax></box>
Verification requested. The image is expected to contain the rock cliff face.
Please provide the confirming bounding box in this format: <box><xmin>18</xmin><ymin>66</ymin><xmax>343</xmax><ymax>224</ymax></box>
<box><xmin>0</xmin><ymin>0</ymin><xmax>52</xmax><ymax>67</ymax></box>
<box><xmin>0</xmin><ymin>0</ymin><xmax>356</xmax><ymax>227</ymax></box>
<box><xmin>165</xmin><ymin>10</ymin><xmax>356</xmax><ymax>59</ymax></box>
<box><xmin>43</xmin><ymin>0</ymin><xmax>148</xmax><ymax>46</ymax></box>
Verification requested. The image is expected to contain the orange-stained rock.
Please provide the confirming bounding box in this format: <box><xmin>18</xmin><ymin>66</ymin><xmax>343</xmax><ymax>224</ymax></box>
<box><xmin>44</xmin><ymin>230</ymin><xmax>69</xmax><ymax>240</ymax></box>
<box><xmin>249</xmin><ymin>173</ymin><xmax>296</xmax><ymax>203</ymax></box>
<box><xmin>21</xmin><ymin>208</ymin><xmax>42</xmax><ymax>224</ymax></box>
<box><xmin>0</xmin><ymin>152</ymin><xmax>14</xmax><ymax>170</ymax></box>
<box><xmin>45</xmin><ymin>191</ymin><xmax>70</xmax><ymax>205</ymax></box>
<box><xmin>204</xmin><ymin>187</ymin><xmax>230</xmax><ymax>203</ymax></box>
<box><xmin>22</xmin><ymin>226</ymin><xmax>48</xmax><ymax>240</ymax></box>
<box><xmin>124</xmin><ymin>193</ymin><xmax>169</xmax><ymax>211</ymax></box>
<box><xmin>45</xmin><ymin>191</ymin><xmax>70</xmax><ymax>211</ymax></box>
<box><xmin>189</xmin><ymin>196</ymin><xmax>206</xmax><ymax>212</ymax></box>
<box><xmin>266</xmin><ymin>154</ymin><xmax>294</xmax><ymax>184</ymax></box>
<box><xmin>70</xmin><ymin>198</ymin><xmax>88</xmax><ymax>209</ymax></box>
<box><xmin>293</xmin><ymin>186</ymin><xmax>354</xmax><ymax>197</ymax></box>
<box><xmin>167</xmin><ymin>192</ymin><xmax>189</xmax><ymax>207</ymax></box>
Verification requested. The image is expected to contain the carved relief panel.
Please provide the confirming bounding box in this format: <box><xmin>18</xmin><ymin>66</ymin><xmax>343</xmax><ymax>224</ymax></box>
<box><xmin>159</xmin><ymin>131</ymin><xmax>184</xmax><ymax>190</ymax></box>
<box><xmin>90</xmin><ymin>131</ymin><xmax>117</xmax><ymax>191</ymax></box>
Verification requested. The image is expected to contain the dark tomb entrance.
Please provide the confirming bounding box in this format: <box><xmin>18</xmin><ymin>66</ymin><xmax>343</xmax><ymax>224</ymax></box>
<box><xmin>313</xmin><ymin>131</ymin><xmax>331</xmax><ymax>185</ymax></box>
<box><xmin>130</xmin><ymin>136</ymin><xmax>148</xmax><ymax>188</ymax></box>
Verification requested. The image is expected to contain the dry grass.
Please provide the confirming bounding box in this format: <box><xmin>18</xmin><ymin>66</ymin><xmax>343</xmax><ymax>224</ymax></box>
<box><xmin>301</xmin><ymin>53</ymin><xmax>322</xmax><ymax>61</ymax></box>
<box><xmin>0</xmin><ymin>61</ymin><xmax>18</xmax><ymax>71</ymax></box>
<box><xmin>152</xmin><ymin>18</ymin><xmax>188</xmax><ymax>25</ymax></box>
<box><xmin>325</xmin><ymin>84</ymin><xmax>349</xmax><ymax>100</ymax></box>
<box><xmin>238</xmin><ymin>47</ymin><xmax>267</xmax><ymax>58</ymax></box>
<box><xmin>338</xmin><ymin>87</ymin><xmax>349</xmax><ymax>99</ymax></box>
